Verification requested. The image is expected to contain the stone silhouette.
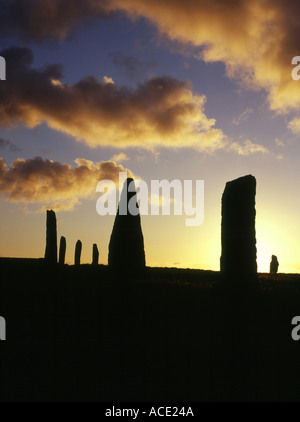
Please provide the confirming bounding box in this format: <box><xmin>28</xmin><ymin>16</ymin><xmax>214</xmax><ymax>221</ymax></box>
<box><xmin>92</xmin><ymin>244</ymin><xmax>99</xmax><ymax>266</ymax></box>
<box><xmin>44</xmin><ymin>210</ymin><xmax>57</xmax><ymax>265</ymax></box>
<box><xmin>75</xmin><ymin>240</ymin><xmax>82</xmax><ymax>266</ymax></box>
<box><xmin>270</xmin><ymin>255</ymin><xmax>279</xmax><ymax>274</ymax></box>
<box><xmin>108</xmin><ymin>178</ymin><xmax>146</xmax><ymax>272</ymax></box>
<box><xmin>59</xmin><ymin>236</ymin><xmax>66</xmax><ymax>265</ymax></box>
<box><xmin>220</xmin><ymin>175</ymin><xmax>257</xmax><ymax>280</ymax></box>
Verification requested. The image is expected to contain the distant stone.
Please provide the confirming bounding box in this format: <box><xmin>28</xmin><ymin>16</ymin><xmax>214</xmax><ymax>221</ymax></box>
<box><xmin>44</xmin><ymin>210</ymin><xmax>57</xmax><ymax>265</ymax></box>
<box><xmin>220</xmin><ymin>175</ymin><xmax>257</xmax><ymax>280</ymax></box>
<box><xmin>270</xmin><ymin>255</ymin><xmax>279</xmax><ymax>274</ymax></box>
<box><xmin>108</xmin><ymin>178</ymin><xmax>146</xmax><ymax>272</ymax></box>
<box><xmin>59</xmin><ymin>236</ymin><xmax>66</xmax><ymax>265</ymax></box>
<box><xmin>92</xmin><ymin>244</ymin><xmax>99</xmax><ymax>266</ymax></box>
<box><xmin>75</xmin><ymin>240</ymin><xmax>82</xmax><ymax>266</ymax></box>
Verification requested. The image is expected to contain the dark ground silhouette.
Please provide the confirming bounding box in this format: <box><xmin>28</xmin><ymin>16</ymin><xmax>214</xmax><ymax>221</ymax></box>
<box><xmin>0</xmin><ymin>175</ymin><xmax>299</xmax><ymax>402</ymax></box>
<box><xmin>0</xmin><ymin>259</ymin><xmax>299</xmax><ymax>402</ymax></box>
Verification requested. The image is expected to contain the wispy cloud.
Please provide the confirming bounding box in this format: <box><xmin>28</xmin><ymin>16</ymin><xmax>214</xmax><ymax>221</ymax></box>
<box><xmin>232</xmin><ymin>108</ymin><xmax>253</xmax><ymax>126</ymax></box>
<box><xmin>229</xmin><ymin>140</ymin><xmax>269</xmax><ymax>156</ymax></box>
<box><xmin>110</xmin><ymin>152</ymin><xmax>130</xmax><ymax>162</ymax></box>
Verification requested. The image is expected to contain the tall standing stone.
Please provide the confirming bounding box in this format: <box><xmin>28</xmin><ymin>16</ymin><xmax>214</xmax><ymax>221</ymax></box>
<box><xmin>220</xmin><ymin>175</ymin><xmax>257</xmax><ymax>280</ymax></box>
<box><xmin>59</xmin><ymin>236</ymin><xmax>66</xmax><ymax>265</ymax></box>
<box><xmin>108</xmin><ymin>178</ymin><xmax>146</xmax><ymax>272</ymax></box>
<box><xmin>44</xmin><ymin>210</ymin><xmax>57</xmax><ymax>265</ymax></box>
<box><xmin>75</xmin><ymin>240</ymin><xmax>82</xmax><ymax>266</ymax></box>
<box><xmin>92</xmin><ymin>244</ymin><xmax>99</xmax><ymax>265</ymax></box>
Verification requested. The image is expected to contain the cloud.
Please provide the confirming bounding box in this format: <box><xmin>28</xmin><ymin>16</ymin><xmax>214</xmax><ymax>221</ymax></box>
<box><xmin>0</xmin><ymin>47</ymin><xmax>227</xmax><ymax>152</ymax></box>
<box><xmin>274</xmin><ymin>138</ymin><xmax>285</xmax><ymax>147</ymax></box>
<box><xmin>107</xmin><ymin>0</ymin><xmax>300</xmax><ymax>114</ymax></box>
<box><xmin>287</xmin><ymin>117</ymin><xmax>300</xmax><ymax>133</ymax></box>
<box><xmin>110</xmin><ymin>152</ymin><xmax>130</xmax><ymax>162</ymax></box>
<box><xmin>103</xmin><ymin>76</ymin><xmax>115</xmax><ymax>85</ymax></box>
<box><xmin>110</xmin><ymin>51</ymin><xmax>157</xmax><ymax>81</ymax></box>
<box><xmin>232</xmin><ymin>108</ymin><xmax>253</xmax><ymax>126</ymax></box>
<box><xmin>3</xmin><ymin>1</ymin><xmax>300</xmax><ymax>113</ymax></box>
<box><xmin>0</xmin><ymin>137</ymin><xmax>22</xmax><ymax>153</ymax></box>
<box><xmin>0</xmin><ymin>156</ymin><xmax>134</xmax><ymax>211</ymax></box>
<box><xmin>229</xmin><ymin>140</ymin><xmax>269</xmax><ymax>155</ymax></box>
<box><xmin>0</xmin><ymin>0</ymin><xmax>112</xmax><ymax>41</ymax></box>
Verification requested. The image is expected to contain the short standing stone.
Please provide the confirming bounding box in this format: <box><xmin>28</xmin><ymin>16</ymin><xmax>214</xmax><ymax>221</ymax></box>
<box><xmin>92</xmin><ymin>244</ymin><xmax>99</xmax><ymax>265</ymax></box>
<box><xmin>270</xmin><ymin>255</ymin><xmax>279</xmax><ymax>274</ymax></box>
<box><xmin>59</xmin><ymin>236</ymin><xmax>66</xmax><ymax>265</ymax></box>
<box><xmin>44</xmin><ymin>210</ymin><xmax>57</xmax><ymax>265</ymax></box>
<box><xmin>75</xmin><ymin>240</ymin><xmax>82</xmax><ymax>266</ymax></box>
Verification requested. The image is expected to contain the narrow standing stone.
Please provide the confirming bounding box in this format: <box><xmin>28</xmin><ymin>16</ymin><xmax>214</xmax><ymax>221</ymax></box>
<box><xmin>44</xmin><ymin>210</ymin><xmax>57</xmax><ymax>265</ymax></box>
<box><xmin>75</xmin><ymin>240</ymin><xmax>82</xmax><ymax>266</ymax></box>
<box><xmin>92</xmin><ymin>244</ymin><xmax>99</xmax><ymax>265</ymax></box>
<box><xmin>220</xmin><ymin>175</ymin><xmax>257</xmax><ymax>280</ymax></box>
<box><xmin>59</xmin><ymin>236</ymin><xmax>66</xmax><ymax>265</ymax></box>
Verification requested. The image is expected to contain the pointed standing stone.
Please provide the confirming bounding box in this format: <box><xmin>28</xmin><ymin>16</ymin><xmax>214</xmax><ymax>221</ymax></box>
<box><xmin>220</xmin><ymin>175</ymin><xmax>257</xmax><ymax>280</ymax></box>
<box><xmin>108</xmin><ymin>178</ymin><xmax>146</xmax><ymax>272</ymax></box>
<box><xmin>92</xmin><ymin>244</ymin><xmax>99</xmax><ymax>265</ymax></box>
<box><xmin>75</xmin><ymin>240</ymin><xmax>82</xmax><ymax>266</ymax></box>
<box><xmin>44</xmin><ymin>210</ymin><xmax>57</xmax><ymax>265</ymax></box>
<box><xmin>59</xmin><ymin>236</ymin><xmax>66</xmax><ymax>265</ymax></box>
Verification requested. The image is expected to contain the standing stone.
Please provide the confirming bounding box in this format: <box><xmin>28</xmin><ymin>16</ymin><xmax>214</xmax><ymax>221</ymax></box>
<box><xmin>44</xmin><ymin>210</ymin><xmax>57</xmax><ymax>265</ymax></box>
<box><xmin>59</xmin><ymin>236</ymin><xmax>66</xmax><ymax>265</ymax></box>
<box><xmin>220</xmin><ymin>175</ymin><xmax>257</xmax><ymax>280</ymax></box>
<box><xmin>270</xmin><ymin>255</ymin><xmax>279</xmax><ymax>274</ymax></box>
<box><xmin>108</xmin><ymin>178</ymin><xmax>146</xmax><ymax>272</ymax></box>
<box><xmin>92</xmin><ymin>244</ymin><xmax>99</xmax><ymax>265</ymax></box>
<box><xmin>75</xmin><ymin>240</ymin><xmax>82</xmax><ymax>266</ymax></box>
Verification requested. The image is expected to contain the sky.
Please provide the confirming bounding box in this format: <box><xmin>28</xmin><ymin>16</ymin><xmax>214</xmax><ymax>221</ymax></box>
<box><xmin>1</xmin><ymin>0</ymin><xmax>300</xmax><ymax>272</ymax></box>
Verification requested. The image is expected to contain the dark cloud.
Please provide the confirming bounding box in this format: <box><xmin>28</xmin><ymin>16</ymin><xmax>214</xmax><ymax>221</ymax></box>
<box><xmin>0</xmin><ymin>137</ymin><xmax>22</xmax><ymax>153</ymax></box>
<box><xmin>0</xmin><ymin>0</ymin><xmax>112</xmax><ymax>41</ymax></box>
<box><xmin>0</xmin><ymin>47</ymin><xmax>226</xmax><ymax>151</ymax></box>
<box><xmin>1</xmin><ymin>1</ymin><xmax>300</xmax><ymax>112</ymax></box>
<box><xmin>110</xmin><ymin>51</ymin><xmax>157</xmax><ymax>81</ymax></box>
<box><xmin>0</xmin><ymin>156</ymin><xmax>133</xmax><ymax>210</ymax></box>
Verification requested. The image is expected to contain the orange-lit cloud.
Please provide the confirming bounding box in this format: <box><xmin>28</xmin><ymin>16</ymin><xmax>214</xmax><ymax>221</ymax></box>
<box><xmin>0</xmin><ymin>156</ymin><xmax>133</xmax><ymax>211</ymax></box>
<box><xmin>108</xmin><ymin>0</ymin><xmax>300</xmax><ymax>113</ymax></box>
<box><xmin>0</xmin><ymin>47</ymin><xmax>226</xmax><ymax>152</ymax></box>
